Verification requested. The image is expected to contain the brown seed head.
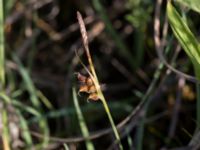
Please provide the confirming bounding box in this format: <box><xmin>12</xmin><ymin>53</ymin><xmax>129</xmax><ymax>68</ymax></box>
<box><xmin>79</xmin><ymin>85</ymin><xmax>89</xmax><ymax>93</ymax></box>
<box><xmin>88</xmin><ymin>93</ymin><xmax>99</xmax><ymax>101</ymax></box>
<box><xmin>86</xmin><ymin>77</ymin><xmax>93</xmax><ymax>86</ymax></box>
<box><xmin>88</xmin><ymin>85</ymin><xmax>96</xmax><ymax>93</ymax></box>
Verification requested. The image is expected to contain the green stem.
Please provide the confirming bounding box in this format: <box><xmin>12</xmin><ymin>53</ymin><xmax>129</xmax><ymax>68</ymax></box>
<box><xmin>72</xmin><ymin>87</ymin><xmax>95</xmax><ymax>150</ymax></box>
<box><xmin>0</xmin><ymin>0</ymin><xmax>5</xmax><ymax>88</ymax></box>
<box><xmin>2</xmin><ymin>109</ymin><xmax>10</xmax><ymax>150</ymax></box>
<box><xmin>100</xmin><ymin>93</ymin><xmax>123</xmax><ymax>150</ymax></box>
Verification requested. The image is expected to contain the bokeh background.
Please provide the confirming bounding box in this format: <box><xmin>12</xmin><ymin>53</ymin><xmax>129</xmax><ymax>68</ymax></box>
<box><xmin>1</xmin><ymin>0</ymin><xmax>200</xmax><ymax>149</ymax></box>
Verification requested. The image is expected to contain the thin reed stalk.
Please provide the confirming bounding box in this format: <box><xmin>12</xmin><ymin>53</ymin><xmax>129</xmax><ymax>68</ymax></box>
<box><xmin>77</xmin><ymin>11</ymin><xmax>123</xmax><ymax>150</ymax></box>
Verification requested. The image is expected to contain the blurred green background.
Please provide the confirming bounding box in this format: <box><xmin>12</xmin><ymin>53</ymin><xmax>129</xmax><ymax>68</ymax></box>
<box><xmin>1</xmin><ymin>0</ymin><xmax>200</xmax><ymax>149</ymax></box>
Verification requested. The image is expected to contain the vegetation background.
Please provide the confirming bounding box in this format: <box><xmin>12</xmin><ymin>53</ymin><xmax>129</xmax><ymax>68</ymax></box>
<box><xmin>0</xmin><ymin>0</ymin><xmax>200</xmax><ymax>149</ymax></box>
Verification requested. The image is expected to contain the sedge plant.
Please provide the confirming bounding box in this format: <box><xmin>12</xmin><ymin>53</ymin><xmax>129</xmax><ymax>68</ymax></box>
<box><xmin>76</xmin><ymin>11</ymin><xmax>123</xmax><ymax>150</ymax></box>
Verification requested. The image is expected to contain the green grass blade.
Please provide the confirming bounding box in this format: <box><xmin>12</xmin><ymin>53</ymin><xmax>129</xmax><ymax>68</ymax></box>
<box><xmin>167</xmin><ymin>2</ymin><xmax>200</xmax><ymax>66</ymax></box>
<box><xmin>12</xmin><ymin>99</ymin><xmax>41</xmax><ymax>117</ymax></box>
<box><xmin>167</xmin><ymin>2</ymin><xmax>200</xmax><ymax>130</ymax></box>
<box><xmin>176</xmin><ymin>0</ymin><xmax>200</xmax><ymax>14</ymax></box>
<box><xmin>2</xmin><ymin>109</ymin><xmax>11</xmax><ymax>150</ymax></box>
<box><xmin>100</xmin><ymin>96</ymin><xmax>123</xmax><ymax>150</ymax></box>
<box><xmin>17</xmin><ymin>110</ymin><xmax>33</xmax><ymax>148</ymax></box>
<box><xmin>12</xmin><ymin>54</ymin><xmax>49</xmax><ymax>148</ymax></box>
<box><xmin>37</xmin><ymin>90</ymin><xmax>53</xmax><ymax>110</ymax></box>
<box><xmin>0</xmin><ymin>92</ymin><xmax>34</xmax><ymax>148</ymax></box>
<box><xmin>0</xmin><ymin>92</ymin><xmax>11</xmax><ymax>103</ymax></box>
<box><xmin>63</xmin><ymin>143</ymin><xmax>70</xmax><ymax>150</ymax></box>
<box><xmin>0</xmin><ymin>92</ymin><xmax>41</xmax><ymax>117</ymax></box>
<box><xmin>127</xmin><ymin>134</ymin><xmax>133</xmax><ymax>150</ymax></box>
<box><xmin>0</xmin><ymin>0</ymin><xmax>5</xmax><ymax>88</ymax></box>
<box><xmin>72</xmin><ymin>87</ymin><xmax>95</xmax><ymax>150</ymax></box>
<box><xmin>13</xmin><ymin>55</ymin><xmax>40</xmax><ymax>107</ymax></box>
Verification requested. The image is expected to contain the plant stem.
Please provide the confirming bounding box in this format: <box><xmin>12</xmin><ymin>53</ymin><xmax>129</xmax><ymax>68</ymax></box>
<box><xmin>72</xmin><ymin>87</ymin><xmax>95</xmax><ymax>150</ymax></box>
<box><xmin>99</xmin><ymin>93</ymin><xmax>123</xmax><ymax>150</ymax></box>
<box><xmin>0</xmin><ymin>0</ymin><xmax>5</xmax><ymax>88</ymax></box>
<box><xmin>2</xmin><ymin>109</ymin><xmax>10</xmax><ymax>150</ymax></box>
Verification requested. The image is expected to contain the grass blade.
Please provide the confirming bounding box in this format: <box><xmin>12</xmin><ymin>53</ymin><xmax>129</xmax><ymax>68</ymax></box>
<box><xmin>0</xmin><ymin>92</ymin><xmax>34</xmax><ymax>148</ymax></box>
<box><xmin>72</xmin><ymin>87</ymin><xmax>95</xmax><ymax>150</ymax></box>
<box><xmin>37</xmin><ymin>90</ymin><xmax>53</xmax><ymax>110</ymax></box>
<box><xmin>167</xmin><ymin>2</ymin><xmax>200</xmax><ymax>129</ymax></box>
<box><xmin>167</xmin><ymin>2</ymin><xmax>200</xmax><ymax>66</ymax></box>
<box><xmin>63</xmin><ymin>143</ymin><xmax>70</xmax><ymax>150</ymax></box>
<box><xmin>0</xmin><ymin>0</ymin><xmax>5</xmax><ymax>88</ymax></box>
<box><xmin>12</xmin><ymin>54</ymin><xmax>49</xmax><ymax>148</ymax></box>
<box><xmin>2</xmin><ymin>109</ymin><xmax>10</xmax><ymax>150</ymax></box>
<box><xmin>17</xmin><ymin>110</ymin><xmax>33</xmax><ymax>148</ymax></box>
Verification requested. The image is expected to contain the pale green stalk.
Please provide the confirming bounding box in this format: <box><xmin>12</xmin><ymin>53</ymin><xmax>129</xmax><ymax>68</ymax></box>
<box><xmin>63</xmin><ymin>143</ymin><xmax>70</xmax><ymax>150</ymax></box>
<box><xmin>2</xmin><ymin>110</ymin><xmax>10</xmax><ymax>150</ymax></box>
<box><xmin>72</xmin><ymin>87</ymin><xmax>95</xmax><ymax>150</ymax></box>
<box><xmin>0</xmin><ymin>1</ymin><xmax>9</xmax><ymax>149</ymax></box>
<box><xmin>0</xmin><ymin>0</ymin><xmax>5</xmax><ymax>88</ymax></box>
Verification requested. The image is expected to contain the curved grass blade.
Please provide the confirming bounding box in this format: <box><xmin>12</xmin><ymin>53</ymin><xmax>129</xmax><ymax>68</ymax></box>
<box><xmin>12</xmin><ymin>54</ymin><xmax>49</xmax><ymax>148</ymax></box>
<box><xmin>72</xmin><ymin>87</ymin><xmax>95</xmax><ymax>150</ymax></box>
<box><xmin>2</xmin><ymin>110</ymin><xmax>10</xmax><ymax>150</ymax></box>
<box><xmin>167</xmin><ymin>2</ymin><xmax>200</xmax><ymax>130</ymax></box>
<box><xmin>63</xmin><ymin>143</ymin><xmax>70</xmax><ymax>150</ymax></box>
<box><xmin>167</xmin><ymin>2</ymin><xmax>200</xmax><ymax>67</ymax></box>
<box><xmin>17</xmin><ymin>110</ymin><xmax>33</xmax><ymax>148</ymax></box>
<box><xmin>37</xmin><ymin>90</ymin><xmax>53</xmax><ymax>110</ymax></box>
